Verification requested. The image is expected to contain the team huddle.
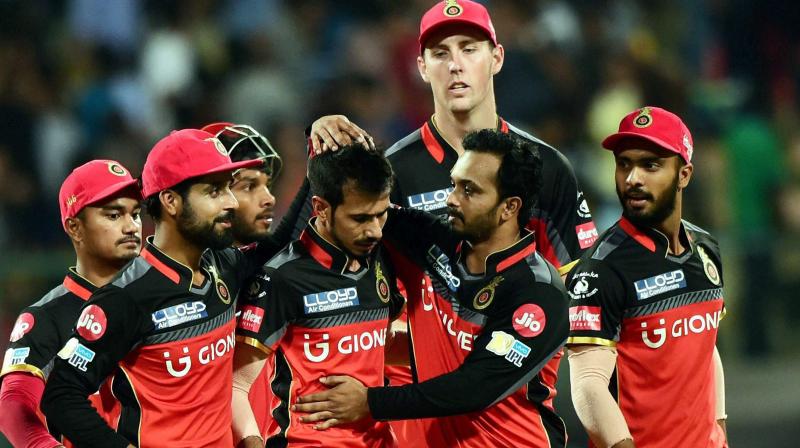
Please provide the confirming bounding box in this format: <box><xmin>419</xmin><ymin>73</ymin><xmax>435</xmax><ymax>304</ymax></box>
<box><xmin>0</xmin><ymin>1</ymin><xmax>727</xmax><ymax>448</ymax></box>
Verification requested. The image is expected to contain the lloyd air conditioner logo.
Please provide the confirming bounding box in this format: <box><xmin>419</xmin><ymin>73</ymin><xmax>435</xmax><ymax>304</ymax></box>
<box><xmin>303</xmin><ymin>287</ymin><xmax>359</xmax><ymax>314</ymax></box>
<box><xmin>407</xmin><ymin>187</ymin><xmax>453</xmax><ymax>212</ymax></box>
<box><xmin>633</xmin><ymin>269</ymin><xmax>686</xmax><ymax>300</ymax></box>
<box><xmin>426</xmin><ymin>245</ymin><xmax>460</xmax><ymax>291</ymax></box>
<box><xmin>152</xmin><ymin>301</ymin><xmax>208</xmax><ymax>330</ymax></box>
<box><xmin>486</xmin><ymin>331</ymin><xmax>531</xmax><ymax>367</ymax></box>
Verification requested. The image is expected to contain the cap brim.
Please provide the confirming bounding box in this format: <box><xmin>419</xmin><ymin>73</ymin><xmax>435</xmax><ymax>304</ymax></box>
<box><xmin>419</xmin><ymin>20</ymin><xmax>495</xmax><ymax>50</ymax></box>
<box><xmin>601</xmin><ymin>132</ymin><xmax>677</xmax><ymax>155</ymax></box>
<box><xmin>84</xmin><ymin>178</ymin><xmax>142</xmax><ymax>207</ymax></box>
<box><xmin>201</xmin><ymin>122</ymin><xmax>235</xmax><ymax>136</ymax></box>
<box><xmin>199</xmin><ymin>158</ymin><xmax>264</xmax><ymax>178</ymax></box>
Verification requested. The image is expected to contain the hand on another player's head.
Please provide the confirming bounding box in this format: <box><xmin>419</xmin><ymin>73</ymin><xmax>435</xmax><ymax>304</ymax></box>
<box><xmin>309</xmin><ymin>115</ymin><xmax>375</xmax><ymax>155</ymax></box>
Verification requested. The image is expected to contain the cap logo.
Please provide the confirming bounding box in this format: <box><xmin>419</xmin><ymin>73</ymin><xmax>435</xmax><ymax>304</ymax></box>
<box><xmin>107</xmin><ymin>162</ymin><xmax>128</xmax><ymax>177</ymax></box>
<box><xmin>683</xmin><ymin>134</ymin><xmax>693</xmax><ymax>161</ymax></box>
<box><xmin>633</xmin><ymin>107</ymin><xmax>653</xmax><ymax>128</ymax></box>
<box><xmin>205</xmin><ymin>137</ymin><xmax>228</xmax><ymax>156</ymax></box>
<box><xmin>443</xmin><ymin>0</ymin><xmax>463</xmax><ymax>17</ymax></box>
<box><xmin>66</xmin><ymin>195</ymin><xmax>78</xmax><ymax>208</ymax></box>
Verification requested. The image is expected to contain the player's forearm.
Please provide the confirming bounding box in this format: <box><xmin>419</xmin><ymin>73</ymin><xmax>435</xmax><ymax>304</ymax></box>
<box><xmin>231</xmin><ymin>343</ymin><xmax>269</xmax><ymax>441</ymax></box>
<box><xmin>568</xmin><ymin>346</ymin><xmax>633</xmax><ymax>448</ymax></box>
<box><xmin>0</xmin><ymin>374</ymin><xmax>62</xmax><ymax>448</ymax></box>
<box><xmin>40</xmin><ymin>365</ymin><xmax>129</xmax><ymax>448</ymax></box>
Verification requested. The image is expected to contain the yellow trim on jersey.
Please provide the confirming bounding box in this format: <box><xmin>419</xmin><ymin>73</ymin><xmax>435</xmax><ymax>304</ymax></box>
<box><xmin>558</xmin><ymin>260</ymin><xmax>579</xmax><ymax>276</ymax></box>
<box><xmin>0</xmin><ymin>363</ymin><xmax>45</xmax><ymax>380</ymax></box>
<box><xmin>235</xmin><ymin>335</ymin><xmax>272</xmax><ymax>356</ymax></box>
<box><xmin>566</xmin><ymin>336</ymin><xmax>617</xmax><ymax>347</ymax></box>
<box><xmin>720</xmin><ymin>307</ymin><xmax>727</xmax><ymax>321</ymax></box>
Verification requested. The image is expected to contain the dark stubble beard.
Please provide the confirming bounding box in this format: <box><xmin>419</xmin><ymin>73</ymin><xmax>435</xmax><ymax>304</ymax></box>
<box><xmin>617</xmin><ymin>174</ymin><xmax>679</xmax><ymax>228</ymax></box>
<box><xmin>447</xmin><ymin>203</ymin><xmax>500</xmax><ymax>244</ymax></box>
<box><xmin>177</xmin><ymin>201</ymin><xmax>235</xmax><ymax>250</ymax></box>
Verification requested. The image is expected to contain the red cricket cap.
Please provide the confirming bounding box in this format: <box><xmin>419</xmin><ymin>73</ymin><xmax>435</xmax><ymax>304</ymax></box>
<box><xmin>419</xmin><ymin>0</ymin><xmax>497</xmax><ymax>52</ymax></box>
<box><xmin>59</xmin><ymin>160</ymin><xmax>141</xmax><ymax>229</ymax></box>
<box><xmin>602</xmin><ymin>106</ymin><xmax>694</xmax><ymax>163</ymax></box>
<box><xmin>141</xmin><ymin>128</ymin><xmax>262</xmax><ymax>198</ymax></box>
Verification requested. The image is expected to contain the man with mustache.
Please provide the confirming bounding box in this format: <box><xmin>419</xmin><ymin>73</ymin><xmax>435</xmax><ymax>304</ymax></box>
<box><xmin>0</xmin><ymin>160</ymin><xmax>141</xmax><ymax>447</ymax></box>
<box><xmin>40</xmin><ymin>129</ymin><xmax>308</xmax><ymax>447</ymax></box>
<box><xmin>566</xmin><ymin>107</ymin><xmax>728</xmax><ymax>448</ymax></box>
<box><xmin>293</xmin><ymin>129</ymin><xmax>570</xmax><ymax>448</ymax></box>
<box><xmin>231</xmin><ymin>144</ymin><xmax>404</xmax><ymax>448</ymax></box>
<box><xmin>309</xmin><ymin>2</ymin><xmax>595</xmax><ymax>444</ymax></box>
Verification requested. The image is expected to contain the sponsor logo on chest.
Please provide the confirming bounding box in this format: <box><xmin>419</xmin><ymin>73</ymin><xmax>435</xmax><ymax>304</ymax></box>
<box><xmin>569</xmin><ymin>306</ymin><xmax>602</xmax><ymax>331</ymax></box>
<box><xmin>152</xmin><ymin>301</ymin><xmax>208</xmax><ymax>330</ymax></box>
<box><xmin>426</xmin><ymin>245</ymin><xmax>460</xmax><ymax>291</ymax></box>
<box><xmin>639</xmin><ymin>309</ymin><xmax>722</xmax><ymax>349</ymax></box>
<box><xmin>407</xmin><ymin>187</ymin><xmax>453</xmax><ymax>212</ymax></box>
<box><xmin>303</xmin><ymin>287</ymin><xmax>359</xmax><ymax>314</ymax></box>
<box><xmin>634</xmin><ymin>269</ymin><xmax>686</xmax><ymax>300</ymax></box>
<box><xmin>302</xmin><ymin>328</ymin><xmax>387</xmax><ymax>363</ymax></box>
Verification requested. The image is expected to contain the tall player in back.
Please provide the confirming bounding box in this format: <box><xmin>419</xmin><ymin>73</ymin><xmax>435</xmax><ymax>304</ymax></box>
<box><xmin>566</xmin><ymin>107</ymin><xmax>728</xmax><ymax>447</ymax></box>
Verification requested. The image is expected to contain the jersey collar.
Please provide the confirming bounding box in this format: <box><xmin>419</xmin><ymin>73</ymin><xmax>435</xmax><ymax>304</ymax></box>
<box><xmin>299</xmin><ymin>218</ymin><xmax>359</xmax><ymax>274</ymax></box>
<box><xmin>460</xmin><ymin>230</ymin><xmax>537</xmax><ymax>276</ymax></box>
<box><xmin>423</xmin><ymin>116</ymin><xmax>509</xmax><ymax>164</ymax></box>
<box><xmin>63</xmin><ymin>268</ymin><xmax>98</xmax><ymax>301</ymax></box>
<box><xmin>618</xmin><ymin>217</ymin><xmax>693</xmax><ymax>258</ymax></box>
<box><xmin>140</xmin><ymin>236</ymin><xmax>192</xmax><ymax>284</ymax></box>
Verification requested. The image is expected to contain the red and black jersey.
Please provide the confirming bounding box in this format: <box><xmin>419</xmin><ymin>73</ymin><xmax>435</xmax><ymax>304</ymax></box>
<box><xmin>386</xmin><ymin>116</ymin><xmax>597</xmax><ymax>273</ymax></box>
<box><xmin>40</xmin><ymin>238</ymin><xmax>283</xmax><ymax>447</ymax></box>
<box><xmin>566</xmin><ymin>218</ymin><xmax>727</xmax><ymax>448</ymax></box>
<box><xmin>1</xmin><ymin>269</ymin><xmax>120</xmax><ymax>443</ymax></box>
<box><xmin>235</xmin><ymin>220</ymin><xmax>403</xmax><ymax>448</ymax></box>
<box><xmin>368</xmin><ymin>208</ymin><xmax>569</xmax><ymax>448</ymax></box>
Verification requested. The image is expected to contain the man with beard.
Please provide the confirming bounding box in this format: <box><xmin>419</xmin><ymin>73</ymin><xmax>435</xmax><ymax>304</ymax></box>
<box><xmin>565</xmin><ymin>107</ymin><xmax>728</xmax><ymax>448</ymax></box>
<box><xmin>41</xmin><ymin>129</ymin><xmax>308</xmax><ymax>447</ymax></box>
<box><xmin>231</xmin><ymin>144</ymin><xmax>405</xmax><ymax>448</ymax></box>
<box><xmin>292</xmin><ymin>130</ymin><xmax>570</xmax><ymax>448</ymax></box>
<box><xmin>0</xmin><ymin>160</ymin><xmax>141</xmax><ymax>448</ymax></box>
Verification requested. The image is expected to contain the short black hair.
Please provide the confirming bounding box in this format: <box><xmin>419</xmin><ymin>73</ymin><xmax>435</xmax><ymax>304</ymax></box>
<box><xmin>462</xmin><ymin>129</ymin><xmax>543</xmax><ymax>229</ymax></box>
<box><xmin>142</xmin><ymin>178</ymin><xmax>193</xmax><ymax>222</ymax></box>
<box><xmin>308</xmin><ymin>144</ymin><xmax>393</xmax><ymax>209</ymax></box>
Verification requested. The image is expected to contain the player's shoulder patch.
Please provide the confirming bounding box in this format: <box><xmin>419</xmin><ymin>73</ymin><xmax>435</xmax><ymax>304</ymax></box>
<box><xmin>265</xmin><ymin>242</ymin><xmax>303</xmax><ymax>270</ymax></box>
<box><xmin>386</xmin><ymin>128</ymin><xmax>422</xmax><ymax>158</ymax></box>
<box><xmin>589</xmin><ymin>224</ymin><xmax>629</xmax><ymax>261</ymax></box>
<box><xmin>112</xmin><ymin>256</ymin><xmax>153</xmax><ymax>288</ymax></box>
<box><xmin>30</xmin><ymin>284</ymin><xmax>71</xmax><ymax>309</ymax></box>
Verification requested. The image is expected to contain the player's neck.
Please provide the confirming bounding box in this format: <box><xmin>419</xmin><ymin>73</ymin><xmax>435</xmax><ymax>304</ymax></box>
<box><xmin>464</xmin><ymin>223</ymin><xmax>520</xmax><ymax>274</ymax></box>
<box><xmin>652</xmin><ymin>199</ymin><xmax>685</xmax><ymax>255</ymax></box>
<box><xmin>152</xmin><ymin>225</ymin><xmax>205</xmax><ymax>281</ymax></box>
<box><xmin>73</xmin><ymin>256</ymin><xmax>126</xmax><ymax>287</ymax></box>
<box><xmin>433</xmin><ymin>100</ymin><xmax>497</xmax><ymax>155</ymax></box>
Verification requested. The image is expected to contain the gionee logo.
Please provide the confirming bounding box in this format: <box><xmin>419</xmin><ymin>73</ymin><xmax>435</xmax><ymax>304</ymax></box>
<box><xmin>640</xmin><ymin>319</ymin><xmax>667</xmax><ymax>349</ymax></box>
<box><xmin>163</xmin><ymin>347</ymin><xmax>191</xmax><ymax>377</ymax></box>
<box><xmin>303</xmin><ymin>333</ymin><xmax>330</xmax><ymax>363</ymax></box>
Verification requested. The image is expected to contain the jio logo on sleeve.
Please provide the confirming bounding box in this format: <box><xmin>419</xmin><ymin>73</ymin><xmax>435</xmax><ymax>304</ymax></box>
<box><xmin>76</xmin><ymin>305</ymin><xmax>108</xmax><ymax>342</ymax></box>
<box><xmin>512</xmin><ymin>304</ymin><xmax>546</xmax><ymax>338</ymax></box>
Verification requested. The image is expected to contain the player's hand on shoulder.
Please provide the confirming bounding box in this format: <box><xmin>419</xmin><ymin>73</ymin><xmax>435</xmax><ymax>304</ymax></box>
<box><xmin>309</xmin><ymin>115</ymin><xmax>375</xmax><ymax>154</ymax></box>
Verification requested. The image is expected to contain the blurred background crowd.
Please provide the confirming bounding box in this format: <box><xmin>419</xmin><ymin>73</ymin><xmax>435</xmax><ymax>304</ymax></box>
<box><xmin>1</xmin><ymin>0</ymin><xmax>798</xmax><ymax>446</ymax></box>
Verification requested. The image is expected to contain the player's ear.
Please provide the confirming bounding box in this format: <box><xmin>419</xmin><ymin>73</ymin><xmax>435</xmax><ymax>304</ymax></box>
<box><xmin>65</xmin><ymin>217</ymin><xmax>83</xmax><ymax>242</ymax></box>
<box><xmin>417</xmin><ymin>54</ymin><xmax>430</xmax><ymax>83</ymax></box>
<box><xmin>159</xmin><ymin>189</ymin><xmax>182</xmax><ymax>218</ymax></box>
<box><xmin>490</xmin><ymin>43</ymin><xmax>504</xmax><ymax>75</ymax></box>
<box><xmin>312</xmin><ymin>196</ymin><xmax>331</xmax><ymax>224</ymax></box>
<box><xmin>678</xmin><ymin>161</ymin><xmax>693</xmax><ymax>190</ymax></box>
<box><xmin>501</xmin><ymin>196</ymin><xmax>521</xmax><ymax>223</ymax></box>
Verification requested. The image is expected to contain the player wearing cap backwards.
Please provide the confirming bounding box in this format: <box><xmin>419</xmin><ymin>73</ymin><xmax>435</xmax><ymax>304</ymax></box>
<box><xmin>308</xmin><ymin>1</ymin><xmax>596</xmax><ymax>445</ymax></box>
<box><xmin>201</xmin><ymin>121</ymin><xmax>288</xmax><ymax>442</ymax></box>
<box><xmin>293</xmin><ymin>129</ymin><xmax>570</xmax><ymax>448</ymax></box>
<box><xmin>566</xmin><ymin>107</ymin><xmax>728</xmax><ymax>448</ymax></box>
<box><xmin>40</xmin><ymin>129</ymin><xmax>309</xmax><ymax>447</ymax></box>
<box><xmin>0</xmin><ymin>160</ymin><xmax>141</xmax><ymax>448</ymax></box>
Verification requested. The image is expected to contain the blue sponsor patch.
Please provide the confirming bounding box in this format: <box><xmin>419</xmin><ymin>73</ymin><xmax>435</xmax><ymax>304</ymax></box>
<box><xmin>506</xmin><ymin>340</ymin><xmax>531</xmax><ymax>367</ymax></box>
<box><xmin>152</xmin><ymin>301</ymin><xmax>208</xmax><ymax>330</ymax></box>
<box><xmin>407</xmin><ymin>187</ymin><xmax>453</xmax><ymax>212</ymax></box>
<box><xmin>303</xmin><ymin>287</ymin><xmax>359</xmax><ymax>314</ymax></box>
<box><xmin>634</xmin><ymin>269</ymin><xmax>686</xmax><ymax>300</ymax></box>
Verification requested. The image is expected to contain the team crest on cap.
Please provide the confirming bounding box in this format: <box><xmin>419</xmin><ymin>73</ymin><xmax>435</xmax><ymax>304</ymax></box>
<box><xmin>375</xmin><ymin>262</ymin><xmax>390</xmax><ymax>303</ymax></box>
<box><xmin>697</xmin><ymin>246</ymin><xmax>721</xmax><ymax>286</ymax></box>
<box><xmin>683</xmin><ymin>134</ymin><xmax>694</xmax><ymax>161</ymax></box>
<box><xmin>633</xmin><ymin>107</ymin><xmax>653</xmax><ymax>128</ymax></box>
<box><xmin>473</xmin><ymin>276</ymin><xmax>504</xmax><ymax>310</ymax></box>
<box><xmin>205</xmin><ymin>137</ymin><xmax>228</xmax><ymax>156</ymax></box>
<box><xmin>65</xmin><ymin>195</ymin><xmax>78</xmax><ymax>208</ymax></box>
<box><xmin>107</xmin><ymin>162</ymin><xmax>128</xmax><ymax>177</ymax></box>
<box><xmin>443</xmin><ymin>0</ymin><xmax>463</xmax><ymax>17</ymax></box>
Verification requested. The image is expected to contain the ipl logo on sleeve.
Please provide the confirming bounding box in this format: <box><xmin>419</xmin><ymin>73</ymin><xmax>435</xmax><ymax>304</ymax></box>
<box><xmin>486</xmin><ymin>331</ymin><xmax>531</xmax><ymax>367</ymax></box>
<box><xmin>57</xmin><ymin>338</ymin><xmax>96</xmax><ymax>372</ymax></box>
